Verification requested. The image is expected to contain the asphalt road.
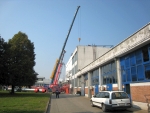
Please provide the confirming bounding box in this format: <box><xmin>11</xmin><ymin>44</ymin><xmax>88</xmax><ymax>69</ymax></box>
<box><xmin>49</xmin><ymin>93</ymin><xmax>147</xmax><ymax>113</ymax></box>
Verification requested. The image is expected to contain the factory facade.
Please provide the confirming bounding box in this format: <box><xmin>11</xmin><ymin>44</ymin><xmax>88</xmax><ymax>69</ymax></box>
<box><xmin>65</xmin><ymin>45</ymin><xmax>112</xmax><ymax>93</ymax></box>
<box><xmin>66</xmin><ymin>23</ymin><xmax>150</xmax><ymax>110</ymax></box>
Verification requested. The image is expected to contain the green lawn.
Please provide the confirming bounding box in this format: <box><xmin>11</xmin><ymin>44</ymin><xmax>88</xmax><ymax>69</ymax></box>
<box><xmin>0</xmin><ymin>91</ymin><xmax>51</xmax><ymax>113</ymax></box>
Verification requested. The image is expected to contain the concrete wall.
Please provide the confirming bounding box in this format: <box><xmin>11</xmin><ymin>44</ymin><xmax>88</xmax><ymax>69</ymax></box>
<box><xmin>77</xmin><ymin>46</ymin><xmax>94</xmax><ymax>70</ymax></box>
<box><xmin>95</xmin><ymin>46</ymin><xmax>113</xmax><ymax>59</ymax></box>
<box><xmin>77</xmin><ymin>46</ymin><xmax>111</xmax><ymax>70</ymax></box>
<box><xmin>66</xmin><ymin>57</ymin><xmax>72</xmax><ymax>78</ymax></box>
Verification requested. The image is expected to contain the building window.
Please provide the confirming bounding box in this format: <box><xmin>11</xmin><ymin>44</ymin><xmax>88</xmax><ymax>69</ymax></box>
<box><xmin>75</xmin><ymin>52</ymin><xmax>78</xmax><ymax>62</ymax></box>
<box><xmin>125</xmin><ymin>57</ymin><xmax>130</xmax><ymax>68</ymax></box>
<box><xmin>103</xmin><ymin>76</ymin><xmax>106</xmax><ymax>84</ymax></box>
<box><xmin>126</xmin><ymin>68</ymin><xmax>131</xmax><ymax>82</ymax></box>
<box><xmin>120</xmin><ymin>44</ymin><xmax>150</xmax><ymax>83</ymax></box>
<box><xmin>72</xmin><ymin>79</ymin><xmax>74</xmax><ymax>87</ymax></box>
<box><xmin>102</xmin><ymin>62</ymin><xmax>117</xmax><ymax>85</ymax></box>
<box><xmin>122</xmin><ymin>73</ymin><xmax>126</xmax><ymax>82</ymax></box>
<box><xmin>78</xmin><ymin>77</ymin><xmax>81</xmax><ymax>87</ymax></box>
<box><xmin>130</xmin><ymin>53</ymin><xmax>136</xmax><ymax>66</ymax></box>
<box><xmin>142</xmin><ymin>45</ymin><xmax>149</xmax><ymax>62</ymax></box>
<box><xmin>109</xmin><ymin>76</ymin><xmax>112</xmax><ymax>83</ymax></box>
<box><xmin>72</xmin><ymin>52</ymin><xmax>78</xmax><ymax>65</ymax></box>
<box><xmin>75</xmin><ymin>65</ymin><xmax>78</xmax><ymax>74</ymax></box>
<box><xmin>135</xmin><ymin>50</ymin><xmax>142</xmax><ymax>64</ymax></box>
<box><xmin>92</xmin><ymin>69</ymin><xmax>99</xmax><ymax>85</ymax></box>
<box><xmin>84</xmin><ymin>74</ymin><xmax>88</xmax><ymax>86</ymax></box>
<box><xmin>74</xmin><ymin>78</ymin><xmax>77</xmax><ymax>87</ymax></box>
<box><xmin>72</xmin><ymin>67</ymin><xmax>75</xmax><ymax>75</ymax></box>
<box><xmin>137</xmin><ymin>65</ymin><xmax>144</xmax><ymax>81</ymax></box>
<box><xmin>85</xmin><ymin>80</ymin><xmax>88</xmax><ymax>86</ymax></box>
<box><xmin>106</xmin><ymin>76</ymin><xmax>110</xmax><ymax>84</ymax></box>
<box><xmin>121</xmin><ymin>68</ymin><xmax>126</xmax><ymax>82</ymax></box>
<box><xmin>72</xmin><ymin>56</ymin><xmax>74</xmax><ymax>65</ymax></box>
<box><xmin>112</xmin><ymin>71</ymin><xmax>117</xmax><ymax>83</ymax></box>
<box><xmin>112</xmin><ymin>62</ymin><xmax>116</xmax><ymax>71</ymax></box>
<box><xmin>131</xmin><ymin>67</ymin><xmax>137</xmax><ymax>81</ymax></box>
<box><xmin>145</xmin><ymin>64</ymin><xmax>150</xmax><ymax>79</ymax></box>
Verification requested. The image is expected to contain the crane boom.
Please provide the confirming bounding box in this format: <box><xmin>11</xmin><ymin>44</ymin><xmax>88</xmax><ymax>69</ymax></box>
<box><xmin>51</xmin><ymin>6</ymin><xmax>80</xmax><ymax>84</ymax></box>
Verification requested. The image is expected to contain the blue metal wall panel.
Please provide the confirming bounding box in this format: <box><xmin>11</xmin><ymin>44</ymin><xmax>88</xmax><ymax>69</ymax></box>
<box><xmin>120</xmin><ymin>44</ymin><xmax>150</xmax><ymax>83</ymax></box>
<box><xmin>106</xmin><ymin>84</ymin><xmax>112</xmax><ymax>91</ymax></box>
<box><xmin>94</xmin><ymin>84</ymin><xmax>99</xmax><ymax>95</ymax></box>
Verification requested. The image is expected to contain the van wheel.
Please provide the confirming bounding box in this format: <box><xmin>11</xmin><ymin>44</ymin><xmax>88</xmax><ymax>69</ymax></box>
<box><xmin>90</xmin><ymin>100</ymin><xmax>94</xmax><ymax>107</ymax></box>
<box><xmin>102</xmin><ymin>104</ymin><xmax>107</xmax><ymax>112</ymax></box>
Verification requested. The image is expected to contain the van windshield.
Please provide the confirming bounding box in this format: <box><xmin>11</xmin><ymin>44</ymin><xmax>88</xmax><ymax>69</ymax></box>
<box><xmin>112</xmin><ymin>92</ymin><xmax>129</xmax><ymax>99</ymax></box>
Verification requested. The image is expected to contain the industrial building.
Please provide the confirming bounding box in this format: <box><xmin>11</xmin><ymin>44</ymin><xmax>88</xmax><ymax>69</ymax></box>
<box><xmin>66</xmin><ymin>45</ymin><xmax>112</xmax><ymax>93</ymax></box>
<box><xmin>66</xmin><ymin>23</ymin><xmax>150</xmax><ymax>110</ymax></box>
<box><xmin>34</xmin><ymin>76</ymin><xmax>50</xmax><ymax>88</ymax></box>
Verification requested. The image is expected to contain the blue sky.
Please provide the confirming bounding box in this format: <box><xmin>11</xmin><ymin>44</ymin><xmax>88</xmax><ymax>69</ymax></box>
<box><xmin>1</xmin><ymin>0</ymin><xmax>150</xmax><ymax>80</ymax></box>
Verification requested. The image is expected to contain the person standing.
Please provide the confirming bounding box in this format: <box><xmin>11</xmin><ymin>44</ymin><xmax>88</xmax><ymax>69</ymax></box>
<box><xmin>56</xmin><ymin>89</ymin><xmax>60</xmax><ymax>98</ymax></box>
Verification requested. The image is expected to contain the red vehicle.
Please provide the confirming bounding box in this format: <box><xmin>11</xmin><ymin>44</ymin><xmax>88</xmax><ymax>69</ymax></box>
<box><xmin>22</xmin><ymin>86</ymin><xmax>46</xmax><ymax>93</ymax></box>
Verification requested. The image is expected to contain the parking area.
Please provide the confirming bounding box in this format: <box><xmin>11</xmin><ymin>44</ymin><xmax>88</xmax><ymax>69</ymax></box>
<box><xmin>48</xmin><ymin>94</ymin><xmax>148</xmax><ymax>113</ymax></box>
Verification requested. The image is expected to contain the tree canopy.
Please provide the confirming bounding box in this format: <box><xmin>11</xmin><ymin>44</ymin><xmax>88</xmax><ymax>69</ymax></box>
<box><xmin>0</xmin><ymin>36</ymin><xmax>10</xmax><ymax>85</ymax></box>
<box><xmin>0</xmin><ymin>32</ymin><xmax>38</xmax><ymax>93</ymax></box>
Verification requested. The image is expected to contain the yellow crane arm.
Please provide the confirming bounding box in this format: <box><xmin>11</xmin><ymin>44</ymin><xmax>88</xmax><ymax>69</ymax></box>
<box><xmin>50</xmin><ymin>59</ymin><xmax>59</xmax><ymax>79</ymax></box>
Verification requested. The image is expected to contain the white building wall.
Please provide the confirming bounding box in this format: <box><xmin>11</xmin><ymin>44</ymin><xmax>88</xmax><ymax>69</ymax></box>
<box><xmin>65</xmin><ymin>56</ymin><xmax>72</xmax><ymax>81</ymax></box>
<box><xmin>77</xmin><ymin>46</ymin><xmax>111</xmax><ymax>71</ymax></box>
<box><xmin>95</xmin><ymin>46</ymin><xmax>113</xmax><ymax>59</ymax></box>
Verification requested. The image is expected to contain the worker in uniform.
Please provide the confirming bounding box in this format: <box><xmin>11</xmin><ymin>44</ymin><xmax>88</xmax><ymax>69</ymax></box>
<box><xmin>56</xmin><ymin>89</ymin><xmax>60</xmax><ymax>98</ymax></box>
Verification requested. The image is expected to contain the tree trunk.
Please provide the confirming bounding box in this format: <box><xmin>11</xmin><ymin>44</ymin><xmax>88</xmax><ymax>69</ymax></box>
<box><xmin>11</xmin><ymin>85</ymin><xmax>15</xmax><ymax>94</ymax></box>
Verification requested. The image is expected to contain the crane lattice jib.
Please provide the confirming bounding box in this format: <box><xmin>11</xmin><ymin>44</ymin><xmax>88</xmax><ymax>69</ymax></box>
<box><xmin>53</xmin><ymin>63</ymin><xmax>62</xmax><ymax>84</ymax></box>
<box><xmin>53</xmin><ymin>50</ymin><xmax>65</xmax><ymax>84</ymax></box>
<box><xmin>50</xmin><ymin>6</ymin><xmax>80</xmax><ymax>84</ymax></box>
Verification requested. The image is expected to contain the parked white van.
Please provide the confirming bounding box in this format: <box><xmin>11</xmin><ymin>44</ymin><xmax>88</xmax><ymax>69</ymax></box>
<box><xmin>90</xmin><ymin>91</ymin><xmax>132</xmax><ymax>112</ymax></box>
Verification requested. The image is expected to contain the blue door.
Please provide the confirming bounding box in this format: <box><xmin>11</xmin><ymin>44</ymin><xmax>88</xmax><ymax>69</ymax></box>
<box><xmin>106</xmin><ymin>84</ymin><xmax>112</xmax><ymax>91</ymax></box>
<box><xmin>94</xmin><ymin>85</ymin><xmax>99</xmax><ymax>95</ymax></box>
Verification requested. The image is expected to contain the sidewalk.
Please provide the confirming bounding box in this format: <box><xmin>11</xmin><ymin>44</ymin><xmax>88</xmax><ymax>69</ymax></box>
<box><xmin>127</xmin><ymin>107</ymin><xmax>148</xmax><ymax>113</ymax></box>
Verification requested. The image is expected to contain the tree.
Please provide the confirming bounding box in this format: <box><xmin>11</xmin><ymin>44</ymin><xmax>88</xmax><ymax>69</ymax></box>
<box><xmin>0</xmin><ymin>36</ymin><xmax>10</xmax><ymax>86</ymax></box>
<box><xmin>8</xmin><ymin>31</ymin><xmax>38</xmax><ymax>94</ymax></box>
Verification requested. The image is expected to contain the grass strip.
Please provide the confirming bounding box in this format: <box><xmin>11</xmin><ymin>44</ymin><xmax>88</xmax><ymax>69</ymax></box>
<box><xmin>0</xmin><ymin>91</ymin><xmax>51</xmax><ymax>113</ymax></box>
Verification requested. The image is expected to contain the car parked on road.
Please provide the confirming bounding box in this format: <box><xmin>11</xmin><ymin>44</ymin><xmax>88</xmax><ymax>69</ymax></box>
<box><xmin>90</xmin><ymin>91</ymin><xmax>132</xmax><ymax>112</ymax></box>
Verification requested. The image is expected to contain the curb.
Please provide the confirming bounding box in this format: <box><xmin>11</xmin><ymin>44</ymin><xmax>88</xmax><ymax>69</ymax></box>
<box><xmin>45</xmin><ymin>93</ymin><xmax>52</xmax><ymax>113</ymax></box>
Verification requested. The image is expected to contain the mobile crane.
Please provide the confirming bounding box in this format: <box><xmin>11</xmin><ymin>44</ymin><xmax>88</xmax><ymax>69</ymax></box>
<box><xmin>50</xmin><ymin>50</ymin><xmax>66</xmax><ymax>93</ymax></box>
<box><xmin>49</xmin><ymin>6</ymin><xmax>80</xmax><ymax>94</ymax></box>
